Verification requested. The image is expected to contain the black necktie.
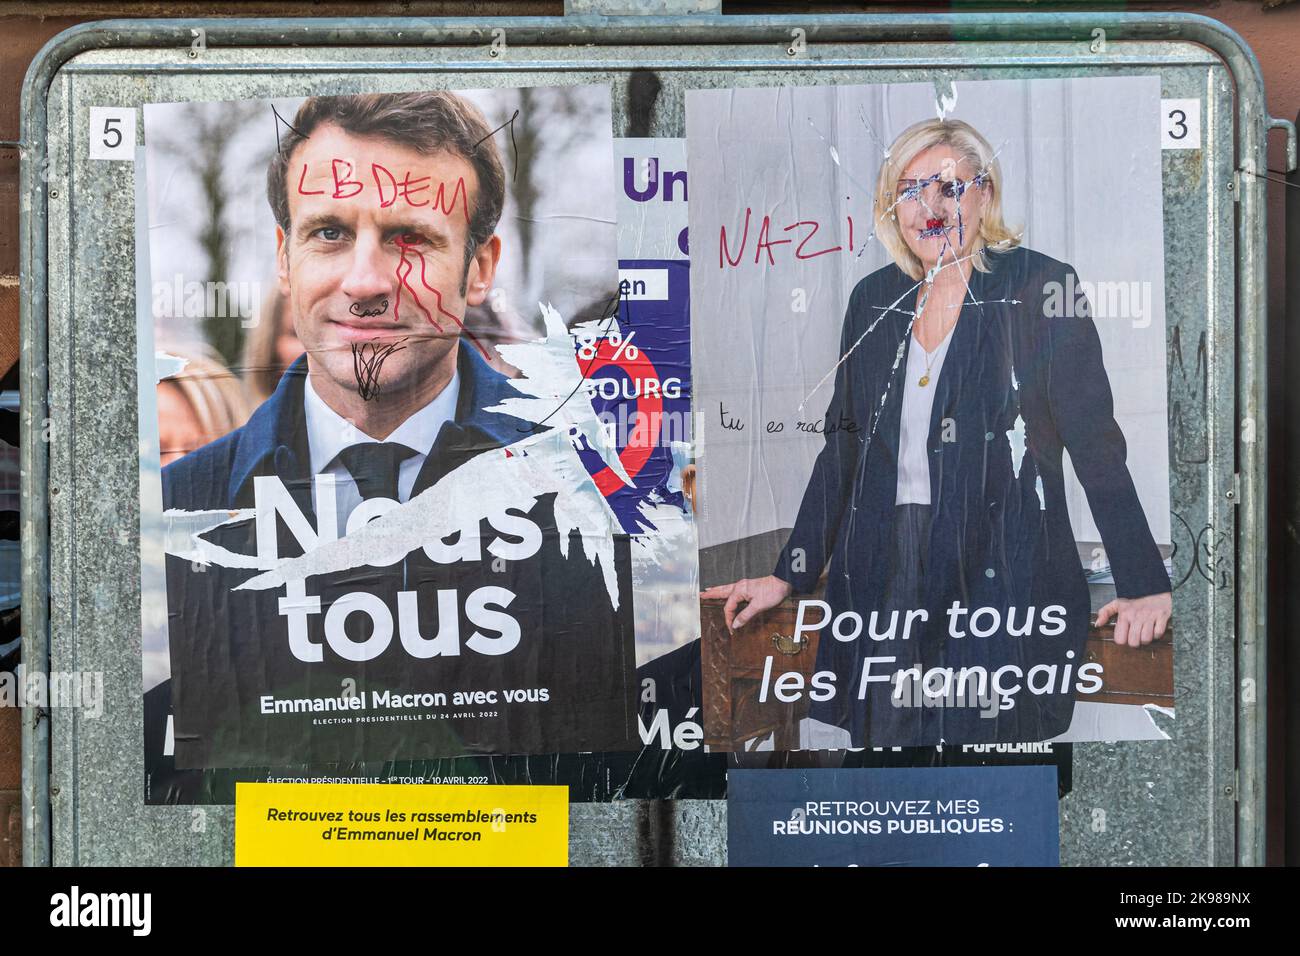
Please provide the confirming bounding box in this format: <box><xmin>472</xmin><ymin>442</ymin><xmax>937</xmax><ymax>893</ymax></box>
<box><xmin>336</xmin><ymin>442</ymin><xmax>417</xmax><ymax>502</ymax></box>
<box><xmin>317</xmin><ymin>442</ymin><xmax>418</xmax><ymax>668</ymax></box>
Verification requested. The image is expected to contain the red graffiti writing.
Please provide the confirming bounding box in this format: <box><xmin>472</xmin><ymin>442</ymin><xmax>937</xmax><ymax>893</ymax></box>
<box><xmin>393</xmin><ymin>236</ymin><xmax>490</xmax><ymax>360</ymax></box>
<box><xmin>718</xmin><ymin>207</ymin><xmax>859</xmax><ymax>268</ymax></box>
<box><xmin>295</xmin><ymin>160</ymin><xmax>471</xmax><ymax>221</ymax></box>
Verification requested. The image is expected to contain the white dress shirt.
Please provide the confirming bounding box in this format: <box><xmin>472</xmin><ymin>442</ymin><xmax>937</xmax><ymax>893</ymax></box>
<box><xmin>303</xmin><ymin>372</ymin><xmax>461</xmax><ymax>537</ymax></box>
<box><xmin>895</xmin><ymin>326</ymin><xmax>955</xmax><ymax>506</ymax></box>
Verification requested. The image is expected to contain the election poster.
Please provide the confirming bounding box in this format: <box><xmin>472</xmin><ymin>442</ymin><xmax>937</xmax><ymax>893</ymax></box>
<box><xmin>690</xmin><ymin>77</ymin><xmax>1175</xmax><ymax>750</ymax></box>
<box><xmin>138</xmin><ymin>113</ymin><xmax>721</xmax><ymax>800</ymax></box>
<box><xmin>137</xmin><ymin>83</ymin><xmax>659</xmax><ymax>774</ymax></box>
<box><xmin>728</xmin><ymin>767</ymin><xmax>1059</xmax><ymax>866</ymax></box>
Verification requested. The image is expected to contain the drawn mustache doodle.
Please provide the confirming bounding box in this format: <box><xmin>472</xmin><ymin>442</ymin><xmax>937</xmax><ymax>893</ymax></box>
<box><xmin>349</xmin><ymin>299</ymin><xmax>389</xmax><ymax>319</ymax></box>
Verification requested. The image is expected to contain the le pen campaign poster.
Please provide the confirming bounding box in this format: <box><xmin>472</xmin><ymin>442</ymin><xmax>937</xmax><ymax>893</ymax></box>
<box><xmin>691</xmin><ymin>77</ymin><xmax>1176</xmax><ymax>751</ymax></box>
<box><xmin>136</xmin><ymin>83</ymin><xmax>707</xmax><ymax>784</ymax></box>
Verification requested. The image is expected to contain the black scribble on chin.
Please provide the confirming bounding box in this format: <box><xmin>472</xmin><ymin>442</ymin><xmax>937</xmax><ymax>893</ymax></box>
<box><xmin>349</xmin><ymin>299</ymin><xmax>389</xmax><ymax>319</ymax></box>
<box><xmin>352</xmin><ymin>338</ymin><xmax>408</xmax><ymax>401</ymax></box>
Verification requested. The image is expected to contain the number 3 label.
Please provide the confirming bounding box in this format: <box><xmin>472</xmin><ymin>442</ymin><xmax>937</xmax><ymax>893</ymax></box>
<box><xmin>1161</xmin><ymin>99</ymin><xmax>1200</xmax><ymax>150</ymax></box>
<box><xmin>88</xmin><ymin>107</ymin><xmax>136</xmax><ymax>161</ymax></box>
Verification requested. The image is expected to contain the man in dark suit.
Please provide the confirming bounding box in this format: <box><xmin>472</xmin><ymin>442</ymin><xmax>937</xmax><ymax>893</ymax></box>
<box><xmin>153</xmin><ymin>91</ymin><xmax>636</xmax><ymax>770</ymax></box>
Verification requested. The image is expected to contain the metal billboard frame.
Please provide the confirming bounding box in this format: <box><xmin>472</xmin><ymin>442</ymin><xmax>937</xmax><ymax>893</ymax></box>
<box><xmin>18</xmin><ymin>12</ymin><xmax>1292</xmax><ymax>866</ymax></box>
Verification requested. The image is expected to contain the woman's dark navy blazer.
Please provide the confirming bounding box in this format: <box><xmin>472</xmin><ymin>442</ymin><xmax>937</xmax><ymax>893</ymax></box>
<box><xmin>773</xmin><ymin>244</ymin><xmax>1171</xmax><ymax>745</ymax></box>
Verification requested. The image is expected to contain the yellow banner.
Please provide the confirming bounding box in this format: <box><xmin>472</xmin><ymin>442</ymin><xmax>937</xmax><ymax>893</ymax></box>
<box><xmin>234</xmin><ymin>783</ymin><xmax>568</xmax><ymax>867</ymax></box>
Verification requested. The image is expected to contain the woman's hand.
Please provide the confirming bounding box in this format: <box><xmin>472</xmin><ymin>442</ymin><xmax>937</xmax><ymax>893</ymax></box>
<box><xmin>1095</xmin><ymin>592</ymin><xmax>1172</xmax><ymax>648</ymax></box>
<box><xmin>701</xmin><ymin>576</ymin><xmax>794</xmax><ymax>632</ymax></box>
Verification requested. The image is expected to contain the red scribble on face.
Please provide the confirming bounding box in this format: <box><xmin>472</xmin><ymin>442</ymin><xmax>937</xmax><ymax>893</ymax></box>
<box><xmin>393</xmin><ymin>236</ymin><xmax>490</xmax><ymax>360</ymax></box>
<box><xmin>331</xmin><ymin>159</ymin><xmax>364</xmax><ymax>199</ymax></box>
<box><xmin>296</xmin><ymin>162</ymin><xmax>325</xmax><ymax>197</ymax></box>
<box><xmin>371</xmin><ymin>163</ymin><xmax>432</xmax><ymax>209</ymax></box>
<box><xmin>431</xmin><ymin>176</ymin><xmax>471</xmax><ymax>224</ymax></box>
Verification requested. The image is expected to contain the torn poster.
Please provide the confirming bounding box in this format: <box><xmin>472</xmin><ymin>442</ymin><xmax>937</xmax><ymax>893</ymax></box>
<box><xmin>688</xmin><ymin>78</ymin><xmax>1175</xmax><ymax>749</ymax></box>
<box><xmin>140</xmin><ymin>127</ymin><xmax>718</xmax><ymax>800</ymax></box>
<box><xmin>137</xmin><ymin>85</ymin><xmax>643</xmax><ymax>770</ymax></box>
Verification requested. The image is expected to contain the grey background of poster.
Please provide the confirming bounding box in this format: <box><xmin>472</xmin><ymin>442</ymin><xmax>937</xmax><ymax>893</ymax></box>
<box><xmin>688</xmin><ymin>77</ymin><xmax>1170</xmax><ymax>555</ymax></box>
<box><xmin>616</xmin><ymin>137</ymin><xmax>689</xmax><ymax>261</ymax></box>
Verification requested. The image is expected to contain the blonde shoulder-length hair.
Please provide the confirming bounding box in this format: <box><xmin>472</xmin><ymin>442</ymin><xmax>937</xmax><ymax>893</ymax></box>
<box><xmin>873</xmin><ymin>118</ymin><xmax>1020</xmax><ymax>281</ymax></box>
<box><xmin>242</xmin><ymin>284</ymin><xmax>291</xmax><ymax>405</ymax></box>
<box><xmin>160</xmin><ymin>343</ymin><xmax>251</xmax><ymax>446</ymax></box>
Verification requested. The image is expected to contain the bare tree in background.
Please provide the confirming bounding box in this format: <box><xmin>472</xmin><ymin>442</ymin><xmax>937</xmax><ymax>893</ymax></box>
<box><xmin>153</xmin><ymin>101</ymin><xmax>266</xmax><ymax>368</ymax></box>
<box><xmin>512</xmin><ymin>86</ymin><xmax>595</xmax><ymax>305</ymax></box>
<box><xmin>472</xmin><ymin>86</ymin><xmax>615</xmax><ymax>343</ymax></box>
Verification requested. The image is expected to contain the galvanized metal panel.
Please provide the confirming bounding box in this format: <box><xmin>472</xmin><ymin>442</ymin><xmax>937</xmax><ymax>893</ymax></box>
<box><xmin>21</xmin><ymin>14</ymin><xmax>1287</xmax><ymax>866</ymax></box>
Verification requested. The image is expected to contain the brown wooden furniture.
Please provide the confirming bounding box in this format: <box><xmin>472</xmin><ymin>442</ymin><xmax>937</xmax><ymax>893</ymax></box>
<box><xmin>700</xmin><ymin>595</ymin><xmax>822</xmax><ymax>750</ymax></box>
<box><xmin>700</xmin><ymin>597</ymin><xmax>1174</xmax><ymax>750</ymax></box>
<box><xmin>1084</xmin><ymin>618</ymin><xmax>1174</xmax><ymax>707</ymax></box>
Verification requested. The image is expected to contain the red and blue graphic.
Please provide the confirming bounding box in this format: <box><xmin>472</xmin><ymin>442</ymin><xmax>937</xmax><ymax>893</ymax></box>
<box><xmin>574</xmin><ymin>259</ymin><xmax>691</xmax><ymax>534</ymax></box>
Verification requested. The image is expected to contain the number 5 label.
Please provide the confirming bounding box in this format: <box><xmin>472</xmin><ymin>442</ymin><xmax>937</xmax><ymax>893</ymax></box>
<box><xmin>1161</xmin><ymin>99</ymin><xmax>1201</xmax><ymax>150</ymax></box>
<box><xmin>89</xmin><ymin>106</ymin><xmax>136</xmax><ymax>161</ymax></box>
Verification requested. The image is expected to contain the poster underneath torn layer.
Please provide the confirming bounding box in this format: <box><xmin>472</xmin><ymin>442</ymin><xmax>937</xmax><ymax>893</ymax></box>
<box><xmin>688</xmin><ymin>77</ymin><xmax>1175</xmax><ymax>750</ymax></box>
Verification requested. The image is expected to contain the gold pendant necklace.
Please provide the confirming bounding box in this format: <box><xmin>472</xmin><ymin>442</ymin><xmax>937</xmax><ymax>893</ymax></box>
<box><xmin>918</xmin><ymin>341</ymin><xmax>941</xmax><ymax>387</ymax></box>
<box><xmin>916</xmin><ymin>290</ymin><xmax>960</xmax><ymax>387</ymax></box>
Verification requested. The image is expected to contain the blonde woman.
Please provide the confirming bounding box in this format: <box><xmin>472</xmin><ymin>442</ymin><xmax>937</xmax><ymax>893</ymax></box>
<box><xmin>158</xmin><ymin>345</ymin><xmax>251</xmax><ymax>466</ymax></box>
<box><xmin>704</xmin><ymin>119</ymin><xmax>1172</xmax><ymax>746</ymax></box>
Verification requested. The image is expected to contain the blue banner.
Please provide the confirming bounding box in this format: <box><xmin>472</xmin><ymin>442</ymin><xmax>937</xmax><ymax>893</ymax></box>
<box><xmin>728</xmin><ymin>766</ymin><xmax>1059</xmax><ymax>866</ymax></box>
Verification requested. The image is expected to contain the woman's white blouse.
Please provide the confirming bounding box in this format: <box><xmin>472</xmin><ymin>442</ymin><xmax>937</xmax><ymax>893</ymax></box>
<box><xmin>895</xmin><ymin>325</ymin><xmax>956</xmax><ymax>505</ymax></box>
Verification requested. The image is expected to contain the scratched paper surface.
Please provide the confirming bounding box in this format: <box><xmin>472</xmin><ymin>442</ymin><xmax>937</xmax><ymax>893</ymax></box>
<box><xmin>137</xmin><ymin>85</ymin><xmax>646</xmax><ymax>773</ymax></box>
<box><xmin>688</xmin><ymin>78</ymin><xmax>1174</xmax><ymax>749</ymax></box>
<box><xmin>138</xmin><ymin>125</ymin><xmax>722</xmax><ymax>801</ymax></box>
